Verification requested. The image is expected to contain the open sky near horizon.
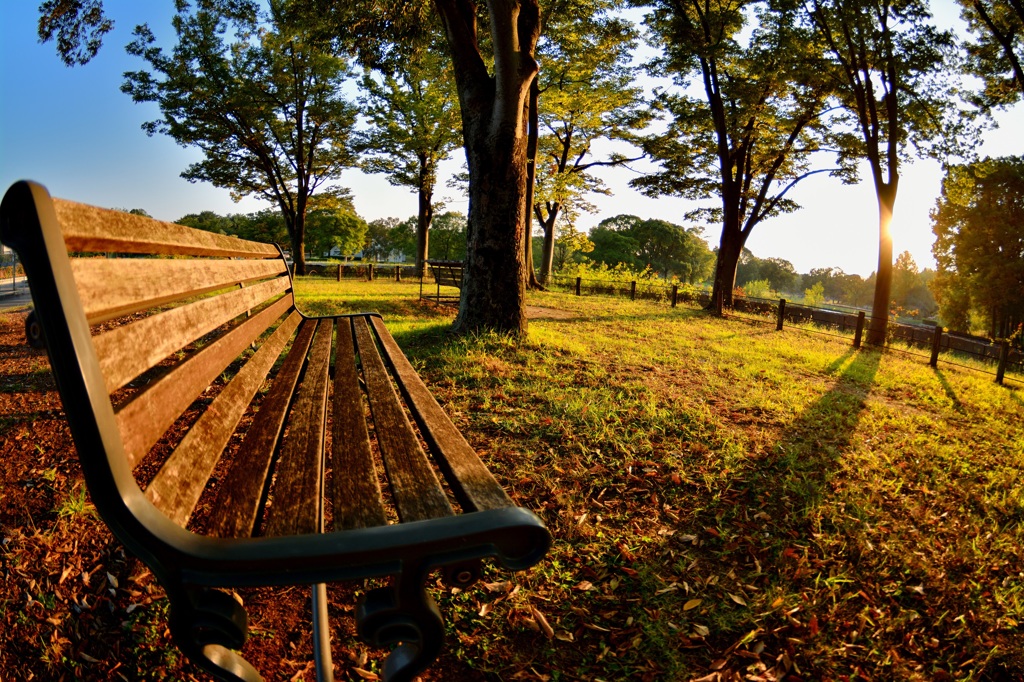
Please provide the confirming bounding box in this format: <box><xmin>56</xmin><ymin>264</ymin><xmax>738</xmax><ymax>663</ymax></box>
<box><xmin>1</xmin><ymin>0</ymin><xmax>1021</xmax><ymax>277</ymax></box>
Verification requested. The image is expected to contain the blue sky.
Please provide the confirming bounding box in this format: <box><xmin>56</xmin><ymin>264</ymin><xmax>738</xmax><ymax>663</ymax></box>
<box><xmin>1</xmin><ymin>0</ymin><xmax>1021</xmax><ymax>276</ymax></box>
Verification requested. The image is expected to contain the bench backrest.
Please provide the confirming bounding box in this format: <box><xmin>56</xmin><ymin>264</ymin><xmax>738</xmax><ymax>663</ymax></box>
<box><xmin>427</xmin><ymin>261</ymin><xmax>463</xmax><ymax>288</ymax></box>
<box><xmin>1</xmin><ymin>182</ymin><xmax>303</xmax><ymax>534</ymax></box>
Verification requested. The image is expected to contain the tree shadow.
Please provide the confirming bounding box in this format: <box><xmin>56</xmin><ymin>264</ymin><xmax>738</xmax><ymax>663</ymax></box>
<box><xmin>932</xmin><ymin>367</ymin><xmax>965</xmax><ymax>414</ymax></box>
<box><xmin>766</xmin><ymin>348</ymin><xmax>882</xmax><ymax>514</ymax></box>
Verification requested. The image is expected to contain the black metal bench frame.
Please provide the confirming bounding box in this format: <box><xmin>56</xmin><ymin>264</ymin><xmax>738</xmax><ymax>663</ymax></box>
<box><xmin>419</xmin><ymin>260</ymin><xmax>463</xmax><ymax>304</ymax></box>
<box><xmin>0</xmin><ymin>181</ymin><xmax>549</xmax><ymax>682</ymax></box>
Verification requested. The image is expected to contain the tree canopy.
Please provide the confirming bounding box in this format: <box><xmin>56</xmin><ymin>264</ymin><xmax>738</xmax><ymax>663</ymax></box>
<box><xmin>634</xmin><ymin>0</ymin><xmax>836</xmax><ymax>312</ymax></box>
<box><xmin>355</xmin><ymin>34</ymin><xmax>462</xmax><ymax>275</ymax></box>
<box><xmin>588</xmin><ymin>214</ymin><xmax>714</xmax><ymax>282</ymax></box>
<box><xmin>958</xmin><ymin>0</ymin><xmax>1024</xmax><ymax>106</ymax></box>
<box><xmin>931</xmin><ymin>156</ymin><xmax>1024</xmax><ymax>339</ymax></box>
<box><xmin>121</xmin><ymin>0</ymin><xmax>358</xmax><ymax>274</ymax></box>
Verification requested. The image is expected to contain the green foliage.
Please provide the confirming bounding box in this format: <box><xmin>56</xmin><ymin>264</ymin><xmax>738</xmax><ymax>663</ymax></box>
<box><xmin>531</xmin><ymin>2</ymin><xmax>652</xmax><ymax>277</ymax></box>
<box><xmin>427</xmin><ymin>211</ymin><xmax>467</xmax><ymax>261</ymax></box>
<box><xmin>931</xmin><ymin>156</ymin><xmax>1024</xmax><ymax>338</ymax></box>
<box><xmin>958</xmin><ymin>0</ymin><xmax>1024</xmax><ymax>107</ymax></box>
<box><xmin>305</xmin><ymin>208</ymin><xmax>367</xmax><ymax>258</ymax></box>
<box><xmin>803</xmin><ymin>281</ymin><xmax>825</xmax><ymax>306</ymax></box>
<box><xmin>587</xmin><ymin>214</ymin><xmax>714</xmax><ymax>282</ymax></box>
<box><xmin>178</xmin><ymin>208</ymin><xmax>289</xmax><ymax>247</ymax></box>
<box><xmin>553</xmin><ymin>224</ymin><xmax>594</xmax><ymax>271</ymax></box>
<box><xmin>741</xmin><ymin>278</ymin><xmax>775</xmax><ymax>299</ymax></box>
<box><xmin>121</xmin><ymin>1</ymin><xmax>358</xmax><ymax>272</ymax></box>
<box><xmin>37</xmin><ymin>0</ymin><xmax>114</xmax><ymax>66</ymax></box>
<box><xmin>737</xmin><ymin>250</ymin><xmax>798</xmax><ymax>293</ymax></box>
<box><xmin>364</xmin><ymin>216</ymin><xmax>416</xmax><ymax>262</ymax></box>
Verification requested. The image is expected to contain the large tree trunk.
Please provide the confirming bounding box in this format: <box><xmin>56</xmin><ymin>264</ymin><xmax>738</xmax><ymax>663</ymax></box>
<box><xmin>709</xmin><ymin>199</ymin><xmax>745</xmax><ymax>314</ymax></box>
<box><xmin>284</xmin><ymin>198</ymin><xmax>307</xmax><ymax>276</ymax></box>
<box><xmin>435</xmin><ymin>0</ymin><xmax>540</xmax><ymax>336</ymax></box>
<box><xmin>867</xmin><ymin>183</ymin><xmax>897</xmax><ymax>346</ymax></box>
<box><xmin>416</xmin><ymin>164</ymin><xmax>433</xmax><ymax>277</ymax></box>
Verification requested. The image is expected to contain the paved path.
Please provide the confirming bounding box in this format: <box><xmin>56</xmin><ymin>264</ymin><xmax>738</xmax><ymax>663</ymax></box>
<box><xmin>0</xmin><ymin>277</ymin><xmax>31</xmax><ymax>312</ymax></box>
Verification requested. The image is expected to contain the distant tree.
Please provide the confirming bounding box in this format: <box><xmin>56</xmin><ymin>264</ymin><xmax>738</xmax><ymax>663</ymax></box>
<box><xmin>553</xmin><ymin>224</ymin><xmax>595</xmax><ymax>271</ymax></box>
<box><xmin>587</xmin><ymin>214</ymin><xmax>713</xmax><ymax>281</ymax></box>
<box><xmin>804</xmin><ymin>281</ymin><xmax>826</xmax><ymax>306</ymax></box>
<box><xmin>635</xmin><ymin>0</ymin><xmax>836</xmax><ymax>313</ymax></box>
<box><xmin>958</xmin><ymin>0</ymin><xmax>1024</xmax><ymax>105</ymax></box>
<box><xmin>355</xmin><ymin>35</ymin><xmax>462</xmax><ymax>276</ymax></box>
<box><xmin>364</xmin><ymin>217</ymin><xmax>416</xmax><ymax>262</ymax></box>
<box><xmin>737</xmin><ymin>252</ymin><xmax>798</xmax><ymax>293</ymax></box>
<box><xmin>305</xmin><ymin>208</ymin><xmax>367</xmax><ymax>259</ymax></box>
<box><xmin>429</xmin><ymin>211</ymin><xmax>468</xmax><ymax>261</ymax></box>
<box><xmin>121</xmin><ymin>1</ymin><xmax>358</xmax><ymax>275</ymax></box>
<box><xmin>177</xmin><ymin>210</ymin><xmax>233</xmax><ymax>234</ymax></box>
<box><xmin>931</xmin><ymin>156</ymin><xmax>1024</xmax><ymax>338</ymax></box>
<box><xmin>803</xmin><ymin>0</ymin><xmax>974</xmax><ymax>344</ymax></box>
<box><xmin>531</xmin><ymin>4</ymin><xmax>650</xmax><ymax>282</ymax></box>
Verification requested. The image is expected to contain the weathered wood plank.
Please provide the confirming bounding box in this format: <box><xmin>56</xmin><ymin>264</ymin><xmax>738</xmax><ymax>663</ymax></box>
<box><xmin>53</xmin><ymin>198</ymin><xmax>280</xmax><ymax>258</ymax></box>
<box><xmin>72</xmin><ymin>257</ymin><xmax>287</xmax><ymax>324</ymax></box>
<box><xmin>353</xmin><ymin>317</ymin><xmax>453</xmax><ymax>523</ymax></box>
<box><xmin>144</xmin><ymin>311</ymin><xmax>303</xmax><ymax>526</ymax></box>
<box><xmin>207</xmin><ymin>318</ymin><xmax>318</xmax><ymax>538</ymax></box>
<box><xmin>264</xmin><ymin>320</ymin><xmax>333</xmax><ymax>537</ymax></box>
<box><xmin>95</xmin><ymin>275</ymin><xmax>291</xmax><ymax>393</ymax></box>
<box><xmin>115</xmin><ymin>295</ymin><xmax>293</xmax><ymax>468</ymax></box>
<box><xmin>331</xmin><ymin>318</ymin><xmax>387</xmax><ymax>530</ymax></box>
<box><xmin>370</xmin><ymin>316</ymin><xmax>512</xmax><ymax>512</ymax></box>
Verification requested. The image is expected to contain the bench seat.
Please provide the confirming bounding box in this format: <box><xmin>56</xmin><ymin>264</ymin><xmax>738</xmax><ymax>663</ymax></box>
<box><xmin>0</xmin><ymin>181</ymin><xmax>549</xmax><ymax>682</ymax></box>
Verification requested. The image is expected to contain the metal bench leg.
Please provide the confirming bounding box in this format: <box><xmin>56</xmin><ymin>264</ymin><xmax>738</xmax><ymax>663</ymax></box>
<box><xmin>312</xmin><ymin>583</ymin><xmax>334</xmax><ymax>682</ymax></box>
<box><xmin>168</xmin><ymin>586</ymin><xmax>262</xmax><ymax>682</ymax></box>
<box><xmin>355</xmin><ymin>561</ymin><xmax>444</xmax><ymax>682</ymax></box>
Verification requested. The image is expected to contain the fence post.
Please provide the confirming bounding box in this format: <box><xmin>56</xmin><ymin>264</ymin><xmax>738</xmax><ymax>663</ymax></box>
<box><xmin>395</xmin><ymin>265</ymin><xmax>401</xmax><ymax>282</ymax></box>
<box><xmin>776</xmin><ymin>298</ymin><xmax>786</xmax><ymax>331</ymax></box>
<box><xmin>630</xmin><ymin>281</ymin><xmax>637</xmax><ymax>300</ymax></box>
<box><xmin>853</xmin><ymin>311</ymin><xmax>866</xmax><ymax>348</ymax></box>
<box><xmin>671</xmin><ymin>284</ymin><xmax>679</xmax><ymax>308</ymax></box>
<box><xmin>575</xmin><ymin>276</ymin><xmax>582</xmax><ymax>297</ymax></box>
<box><xmin>996</xmin><ymin>340</ymin><xmax>1010</xmax><ymax>385</ymax></box>
<box><xmin>929</xmin><ymin>324</ymin><xmax>943</xmax><ymax>367</ymax></box>
<box><xmin>368</xmin><ymin>263</ymin><xmax>374</xmax><ymax>282</ymax></box>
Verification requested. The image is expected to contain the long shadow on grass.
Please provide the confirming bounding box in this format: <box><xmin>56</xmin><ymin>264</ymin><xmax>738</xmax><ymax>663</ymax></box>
<box><xmin>932</xmin><ymin>367</ymin><xmax>965</xmax><ymax>413</ymax></box>
<box><xmin>767</xmin><ymin>347</ymin><xmax>881</xmax><ymax>514</ymax></box>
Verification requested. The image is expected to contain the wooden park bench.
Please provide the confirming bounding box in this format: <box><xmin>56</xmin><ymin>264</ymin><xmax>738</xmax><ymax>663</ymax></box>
<box><xmin>419</xmin><ymin>260</ymin><xmax>463</xmax><ymax>304</ymax></box>
<box><xmin>0</xmin><ymin>181</ymin><xmax>550</xmax><ymax>682</ymax></box>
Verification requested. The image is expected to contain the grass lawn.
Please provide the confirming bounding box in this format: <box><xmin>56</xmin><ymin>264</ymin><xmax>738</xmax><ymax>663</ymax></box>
<box><xmin>289</xmin><ymin>277</ymin><xmax>1024</xmax><ymax>681</ymax></box>
<box><xmin>0</xmin><ymin>276</ymin><xmax>1019</xmax><ymax>681</ymax></box>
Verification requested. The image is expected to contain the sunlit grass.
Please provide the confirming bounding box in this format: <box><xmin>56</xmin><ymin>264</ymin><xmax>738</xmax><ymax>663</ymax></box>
<box><xmin>291</xmin><ymin>275</ymin><xmax>1023</xmax><ymax>680</ymax></box>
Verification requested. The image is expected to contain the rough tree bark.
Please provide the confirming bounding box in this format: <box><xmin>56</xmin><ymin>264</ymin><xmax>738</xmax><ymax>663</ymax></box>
<box><xmin>434</xmin><ymin>0</ymin><xmax>540</xmax><ymax>336</ymax></box>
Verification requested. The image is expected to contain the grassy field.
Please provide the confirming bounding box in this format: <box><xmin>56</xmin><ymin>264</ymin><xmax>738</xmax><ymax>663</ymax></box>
<box><xmin>1</xmin><ymin>277</ymin><xmax>1019</xmax><ymax>681</ymax></box>
<box><xmin>288</xmin><ymin>277</ymin><xmax>1024</xmax><ymax>681</ymax></box>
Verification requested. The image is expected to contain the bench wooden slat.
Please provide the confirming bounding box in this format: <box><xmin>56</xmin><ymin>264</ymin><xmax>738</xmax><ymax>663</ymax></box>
<box><xmin>207</xmin><ymin>318</ymin><xmax>317</xmax><ymax>538</ymax></box>
<box><xmin>264</xmin><ymin>320</ymin><xmax>333</xmax><ymax>537</ymax></box>
<box><xmin>353</xmin><ymin>317</ymin><xmax>454</xmax><ymax>523</ymax></box>
<box><xmin>370</xmin><ymin>316</ymin><xmax>513</xmax><ymax>513</ymax></box>
<box><xmin>144</xmin><ymin>311</ymin><xmax>303</xmax><ymax>526</ymax></box>
<box><xmin>53</xmin><ymin>198</ymin><xmax>280</xmax><ymax>258</ymax></box>
<box><xmin>71</xmin><ymin>257</ymin><xmax>288</xmax><ymax>324</ymax></box>
<box><xmin>331</xmin><ymin>318</ymin><xmax>387</xmax><ymax>530</ymax></box>
<box><xmin>115</xmin><ymin>294</ymin><xmax>293</xmax><ymax>468</ymax></box>
<box><xmin>95</xmin><ymin>275</ymin><xmax>291</xmax><ymax>393</ymax></box>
